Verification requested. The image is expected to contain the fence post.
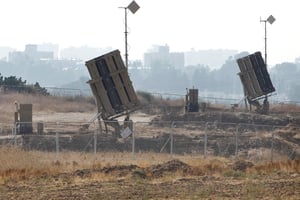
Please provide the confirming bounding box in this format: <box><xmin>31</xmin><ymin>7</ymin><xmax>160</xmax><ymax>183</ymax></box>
<box><xmin>204</xmin><ymin>122</ymin><xmax>208</xmax><ymax>159</ymax></box>
<box><xmin>94</xmin><ymin>128</ymin><xmax>97</xmax><ymax>160</ymax></box>
<box><xmin>253</xmin><ymin>123</ymin><xmax>261</xmax><ymax>161</ymax></box>
<box><xmin>56</xmin><ymin>122</ymin><xmax>59</xmax><ymax>159</ymax></box>
<box><xmin>235</xmin><ymin>124</ymin><xmax>239</xmax><ymax>160</ymax></box>
<box><xmin>271</xmin><ymin>126</ymin><xmax>274</xmax><ymax>163</ymax></box>
<box><xmin>170</xmin><ymin>121</ymin><xmax>175</xmax><ymax>157</ymax></box>
<box><xmin>132</xmin><ymin>122</ymin><xmax>135</xmax><ymax>160</ymax></box>
<box><xmin>13</xmin><ymin>125</ymin><xmax>17</xmax><ymax>146</ymax></box>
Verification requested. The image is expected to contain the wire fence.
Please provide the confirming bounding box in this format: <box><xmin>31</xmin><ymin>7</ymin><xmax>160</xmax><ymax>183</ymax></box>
<box><xmin>0</xmin><ymin>120</ymin><xmax>299</xmax><ymax>163</ymax></box>
<box><xmin>2</xmin><ymin>85</ymin><xmax>300</xmax><ymax>105</ymax></box>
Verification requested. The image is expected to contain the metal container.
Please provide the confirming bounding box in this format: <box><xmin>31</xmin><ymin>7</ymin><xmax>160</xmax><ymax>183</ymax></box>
<box><xmin>86</xmin><ymin>50</ymin><xmax>139</xmax><ymax>119</ymax></box>
<box><xmin>237</xmin><ymin>51</ymin><xmax>275</xmax><ymax>100</ymax></box>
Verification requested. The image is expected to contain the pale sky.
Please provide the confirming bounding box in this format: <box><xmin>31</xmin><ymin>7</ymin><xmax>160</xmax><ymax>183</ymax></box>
<box><xmin>0</xmin><ymin>0</ymin><xmax>299</xmax><ymax>66</ymax></box>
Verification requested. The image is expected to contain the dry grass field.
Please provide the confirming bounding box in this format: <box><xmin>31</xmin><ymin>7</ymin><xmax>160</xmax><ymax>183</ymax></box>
<box><xmin>0</xmin><ymin>92</ymin><xmax>300</xmax><ymax>199</ymax></box>
<box><xmin>0</xmin><ymin>146</ymin><xmax>299</xmax><ymax>199</ymax></box>
<box><xmin>0</xmin><ymin>92</ymin><xmax>96</xmax><ymax>123</ymax></box>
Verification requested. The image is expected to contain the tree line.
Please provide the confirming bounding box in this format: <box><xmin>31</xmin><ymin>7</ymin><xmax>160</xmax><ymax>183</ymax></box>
<box><xmin>0</xmin><ymin>73</ymin><xmax>49</xmax><ymax>95</ymax></box>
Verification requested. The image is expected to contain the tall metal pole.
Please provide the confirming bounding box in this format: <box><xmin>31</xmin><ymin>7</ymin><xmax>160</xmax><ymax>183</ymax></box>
<box><xmin>119</xmin><ymin>1</ymin><xmax>140</xmax><ymax>69</ymax></box>
<box><xmin>264</xmin><ymin>20</ymin><xmax>267</xmax><ymax>68</ymax></box>
<box><xmin>262</xmin><ymin>20</ymin><xmax>268</xmax><ymax>104</ymax></box>
<box><xmin>260</xmin><ymin>18</ymin><xmax>268</xmax><ymax>68</ymax></box>
<box><xmin>260</xmin><ymin>15</ymin><xmax>275</xmax><ymax>106</ymax></box>
<box><xmin>261</xmin><ymin>15</ymin><xmax>275</xmax><ymax>69</ymax></box>
<box><xmin>124</xmin><ymin>8</ymin><xmax>129</xmax><ymax>69</ymax></box>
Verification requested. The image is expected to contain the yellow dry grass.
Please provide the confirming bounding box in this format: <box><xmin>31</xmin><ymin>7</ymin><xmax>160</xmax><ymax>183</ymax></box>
<box><xmin>1</xmin><ymin>146</ymin><xmax>299</xmax><ymax>184</ymax></box>
<box><xmin>271</xmin><ymin>103</ymin><xmax>300</xmax><ymax>113</ymax></box>
<box><xmin>250</xmin><ymin>159</ymin><xmax>300</xmax><ymax>174</ymax></box>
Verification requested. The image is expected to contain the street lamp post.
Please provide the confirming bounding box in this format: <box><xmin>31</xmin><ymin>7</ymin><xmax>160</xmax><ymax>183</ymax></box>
<box><xmin>260</xmin><ymin>15</ymin><xmax>276</xmax><ymax>68</ymax></box>
<box><xmin>119</xmin><ymin>1</ymin><xmax>140</xmax><ymax>69</ymax></box>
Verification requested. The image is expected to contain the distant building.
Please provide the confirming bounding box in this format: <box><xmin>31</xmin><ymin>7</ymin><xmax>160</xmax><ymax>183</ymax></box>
<box><xmin>37</xmin><ymin>43</ymin><xmax>59</xmax><ymax>59</ymax></box>
<box><xmin>185</xmin><ymin>49</ymin><xmax>238</xmax><ymax>69</ymax></box>
<box><xmin>143</xmin><ymin>44</ymin><xmax>185</xmax><ymax>69</ymax></box>
<box><xmin>169</xmin><ymin>52</ymin><xmax>185</xmax><ymax>69</ymax></box>
<box><xmin>9</xmin><ymin>44</ymin><xmax>54</xmax><ymax>62</ymax></box>
<box><xmin>0</xmin><ymin>46</ymin><xmax>15</xmax><ymax>61</ymax></box>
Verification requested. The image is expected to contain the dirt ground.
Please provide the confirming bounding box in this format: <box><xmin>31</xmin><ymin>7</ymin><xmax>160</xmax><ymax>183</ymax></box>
<box><xmin>29</xmin><ymin>109</ymin><xmax>300</xmax><ymax>161</ymax></box>
<box><xmin>32</xmin><ymin>111</ymin><xmax>157</xmax><ymax>123</ymax></box>
<box><xmin>1</xmin><ymin>159</ymin><xmax>299</xmax><ymax>200</ymax></box>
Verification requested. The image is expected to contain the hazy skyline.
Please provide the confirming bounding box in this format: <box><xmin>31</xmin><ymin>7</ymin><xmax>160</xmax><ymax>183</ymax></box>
<box><xmin>1</xmin><ymin>0</ymin><xmax>300</xmax><ymax>66</ymax></box>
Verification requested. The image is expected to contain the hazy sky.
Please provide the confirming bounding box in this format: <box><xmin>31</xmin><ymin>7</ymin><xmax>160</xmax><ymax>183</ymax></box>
<box><xmin>1</xmin><ymin>0</ymin><xmax>299</xmax><ymax>66</ymax></box>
